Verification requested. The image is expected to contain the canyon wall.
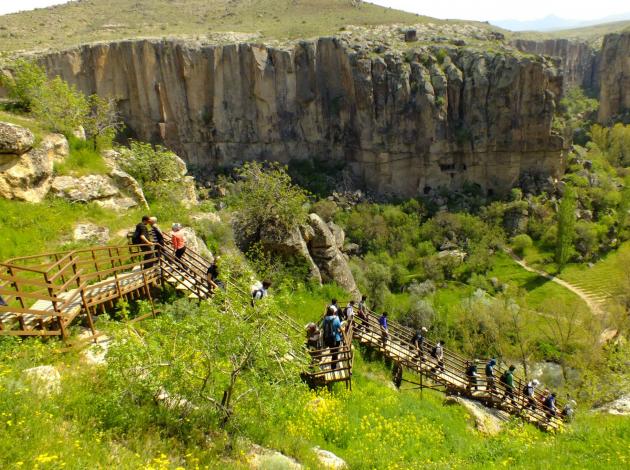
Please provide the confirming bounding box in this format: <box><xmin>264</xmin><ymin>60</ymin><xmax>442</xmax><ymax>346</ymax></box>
<box><xmin>598</xmin><ymin>32</ymin><xmax>630</xmax><ymax>123</ymax></box>
<box><xmin>39</xmin><ymin>39</ymin><xmax>565</xmax><ymax>197</ymax></box>
<box><xmin>512</xmin><ymin>39</ymin><xmax>598</xmax><ymax>92</ymax></box>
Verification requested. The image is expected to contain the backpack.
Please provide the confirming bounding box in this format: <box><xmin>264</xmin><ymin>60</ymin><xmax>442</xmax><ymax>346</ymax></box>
<box><xmin>323</xmin><ymin>316</ymin><xmax>335</xmax><ymax>342</ymax></box>
<box><xmin>523</xmin><ymin>384</ymin><xmax>532</xmax><ymax>396</ymax></box>
<box><xmin>431</xmin><ymin>346</ymin><xmax>437</xmax><ymax>358</ymax></box>
<box><xmin>466</xmin><ymin>365</ymin><xmax>476</xmax><ymax>376</ymax></box>
<box><xmin>500</xmin><ymin>371</ymin><xmax>510</xmax><ymax>385</ymax></box>
<box><xmin>252</xmin><ymin>289</ymin><xmax>264</xmax><ymax>300</ymax></box>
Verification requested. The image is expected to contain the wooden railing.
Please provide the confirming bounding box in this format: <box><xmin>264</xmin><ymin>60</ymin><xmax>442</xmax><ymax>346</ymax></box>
<box><xmin>354</xmin><ymin>309</ymin><xmax>565</xmax><ymax>430</ymax></box>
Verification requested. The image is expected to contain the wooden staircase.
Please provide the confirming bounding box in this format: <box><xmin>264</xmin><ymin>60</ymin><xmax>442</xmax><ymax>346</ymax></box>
<box><xmin>354</xmin><ymin>310</ymin><xmax>565</xmax><ymax>431</ymax></box>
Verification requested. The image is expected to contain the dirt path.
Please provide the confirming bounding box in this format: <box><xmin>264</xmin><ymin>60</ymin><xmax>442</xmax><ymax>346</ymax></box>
<box><xmin>506</xmin><ymin>251</ymin><xmax>605</xmax><ymax>316</ymax></box>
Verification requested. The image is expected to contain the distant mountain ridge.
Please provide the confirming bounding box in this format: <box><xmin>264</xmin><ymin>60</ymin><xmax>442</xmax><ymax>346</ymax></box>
<box><xmin>494</xmin><ymin>12</ymin><xmax>630</xmax><ymax>32</ymax></box>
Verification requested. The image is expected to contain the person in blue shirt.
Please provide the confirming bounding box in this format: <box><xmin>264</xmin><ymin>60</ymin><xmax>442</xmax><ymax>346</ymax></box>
<box><xmin>378</xmin><ymin>312</ymin><xmax>389</xmax><ymax>347</ymax></box>
<box><xmin>485</xmin><ymin>358</ymin><xmax>497</xmax><ymax>393</ymax></box>
<box><xmin>322</xmin><ymin>306</ymin><xmax>342</xmax><ymax>370</ymax></box>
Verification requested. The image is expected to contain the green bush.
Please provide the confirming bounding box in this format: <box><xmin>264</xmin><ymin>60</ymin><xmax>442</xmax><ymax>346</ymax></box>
<box><xmin>0</xmin><ymin>59</ymin><xmax>47</xmax><ymax>111</ymax></box>
<box><xmin>31</xmin><ymin>76</ymin><xmax>89</xmax><ymax>135</ymax></box>
<box><xmin>511</xmin><ymin>233</ymin><xmax>533</xmax><ymax>256</ymax></box>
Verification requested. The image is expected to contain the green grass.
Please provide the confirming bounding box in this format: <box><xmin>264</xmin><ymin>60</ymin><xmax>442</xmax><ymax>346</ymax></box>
<box><xmin>0</xmin><ymin>197</ymin><xmax>198</xmax><ymax>261</ymax></box>
<box><xmin>0</xmin><ymin>0</ymin><xmax>435</xmax><ymax>52</ymax></box>
<box><xmin>512</xmin><ymin>20</ymin><xmax>630</xmax><ymax>45</ymax></box>
<box><xmin>559</xmin><ymin>241</ymin><xmax>630</xmax><ymax>302</ymax></box>
<box><xmin>54</xmin><ymin>136</ymin><xmax>109</xmax><ymax>177</ymax></box>
<box><xmin>487</xmin><ymin>252</ymin><xmax>587</xmax><ymax>311</ymax></box>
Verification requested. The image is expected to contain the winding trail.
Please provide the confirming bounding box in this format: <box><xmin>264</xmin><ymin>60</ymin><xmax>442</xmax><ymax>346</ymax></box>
<box><xmin>506</xmin><ymin>251</ymin><xmax>605</xmax><ymax>316</ymax></box>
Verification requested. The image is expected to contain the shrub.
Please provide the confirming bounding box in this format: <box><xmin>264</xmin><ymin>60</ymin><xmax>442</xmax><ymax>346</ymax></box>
<box><xmin>231</xmin><ymin>161</ymin><xmax>309</xmax><ymax>245</ymax></box>
<box><xmin>31</xmin><ymin>76</ymin><xmax>89</xmax><ymax>134</ymax></box>
<box><xmin>0</xmin><ymin>59</ymin><xmax>47</xmax><ymax>111</ymax></box>
<box><xmin>511</xmin><ymin>233</ymin><xmax>533</xmax><ymax>256</ymax></box>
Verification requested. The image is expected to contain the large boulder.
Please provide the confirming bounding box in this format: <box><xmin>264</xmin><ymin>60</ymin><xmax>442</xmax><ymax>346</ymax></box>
<box><xmin>247</xmin><ymin>445</ymin><xmax>302</xmax><ymax>470</ymax></box>
<box><xmin>22</xmin><ymin>365</ymin><xmax>61</xmax><ymax>396</ymax></box>
<box><xmin>73</xmin><ymin>223</ymin><xmax>110</xmax><ymax>244</ymax></box>
<box><xmin>260</xmin><ymin>224</ymin><xmax>322</xmax><ymax>282</ymax></box>
<box><xmin>0</xmin><ymin>133</ymin><xmax>63</xmax><ymax>202</ymax></box>
<box><xmin>307</xmin><ymin>214</ymin><xmax>360</xmax><ymax>297</ymax></box>
<box><xmin>108</xmin><ymin>167</ymin><xmax>149</xmax><ymax>209</ymax></box>
<box><xmin>596</xmin><ymin>394</ymin><xmax>630</xmax><ymax>416</ymax></box>
<box><xmin>444</xmin><ymin>396</ymin><xmax>506</xmax><ymax>435</ymax></box>
<box><xmin>51</xmin><ymin>174</ymin><xmax>119</xmax><ymax>202</ymax></box>
<box><xmin>312</xmin><ymin>447</ymin><xmax>348</xmax><ymax>469</ymax></box>
<box><xmin>179</xmin><ymin>227</ymin><xmax>213</xmax><ymax>261</ymax></box>
<box><xmin>0</xmin><ymin>121</ymin><xmax>34</xmax><ymax>154</ymax></box>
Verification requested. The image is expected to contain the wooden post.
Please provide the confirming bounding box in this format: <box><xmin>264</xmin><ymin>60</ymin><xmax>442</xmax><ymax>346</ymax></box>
<box><xmin>45</xmin><ymin>271</ymin><xmax>66</xmax><ymax>339</ymax></box>
<box><xmin>54</xmin><ymin>253</ymin><xmax>66</xmax><ymax>286</ymax></box>
<box><xmin>80</xmin><ymin>289</ymin><xmax>97</xmax><ymax>343</ymax></box>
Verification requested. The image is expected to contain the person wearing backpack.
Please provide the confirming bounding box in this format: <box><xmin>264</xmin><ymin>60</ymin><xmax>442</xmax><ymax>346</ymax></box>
<box><xmin>485</xmin><ymin>358</ymin><xmax>497</xmax><ymax>394</ymax></box>
<box><xmin>500</xmin><ymin>365</ymin><xmax>517</xmax><ymax>405</ymax></box>
<box><xmin>412</xmin><ymin>327</ymin><xmax>427</xmax><ymax>360</ymax></box>
<box><xmin>322</xmin><ymin>306</ymin><xmax>342</xmax><ymax>369</ymax></box>
<box><xmin>465</xmin><ymin>360</ymin><xmax>479</xmax><ymax>392</ymax></box>
<box><xmin>543</xmin><ymin>392</ymin><xmax>557</xmax><ymax>420</ymax></box>
<box><xmin>251</xmin><ymin>280</ymin><xmax>272</xmax><ymax>306</ymax></box>
<box><xmin>523</xmin><ymin>379</ymin><xmax>540</xmax><ymax>410</ymax></box>
<box><xmin>356</xmin><ymin>295</ymin><xmax>368</xmax><ymax>330</ymax></box>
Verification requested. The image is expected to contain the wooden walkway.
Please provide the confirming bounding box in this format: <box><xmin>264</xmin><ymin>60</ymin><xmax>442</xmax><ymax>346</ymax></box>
<box><xmin>354</xmin><ymin>311</ymin><xmax>565</xmax><ymax>431</ymax></box>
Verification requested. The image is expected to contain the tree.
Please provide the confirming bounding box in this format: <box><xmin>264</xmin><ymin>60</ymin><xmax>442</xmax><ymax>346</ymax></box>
<box><xmin>231</xmin><ymin>162</ymin><xmax>309</xmax><ymax>245</ymax></box>
<box><xmin>84</xmin><ymin>95</ymin><xmax>124</xmax><ymax>149</ymax></box>
<box><xmin>31</xmin><ymin>76</ymin><xmax>89</xmax><ymax>134</ymax></box>
<box><xmin>106</xmin><ymin>293</ymin><xmax>306</xmax><ymax>430</ymax></box>
<box><xmin>0</xmin><ymin>59</ymin><xmax>47</xmax><ymax>111</ymax></box>
<box><xmin>555</xmin><ymin>187</ymin><xmax>577</xmax><ymax>268</ymax></box>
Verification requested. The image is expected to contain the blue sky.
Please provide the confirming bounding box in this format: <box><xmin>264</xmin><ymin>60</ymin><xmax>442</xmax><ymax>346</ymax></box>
<box><xmin>1</xmin><ymin>0</ymin><xmax>629</xmax><ymax>21</ymax></box>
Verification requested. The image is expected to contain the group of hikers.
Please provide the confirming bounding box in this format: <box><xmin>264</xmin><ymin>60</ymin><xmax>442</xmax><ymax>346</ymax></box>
<box><xmin>132</xmin><ymin>215</ymin><xmax>187</xmax><ymax>267</ymax></box>
<box><xmin>306</xmin><ymin>297</ymin><xmax>574</xmax><ymax>422</ymax></box>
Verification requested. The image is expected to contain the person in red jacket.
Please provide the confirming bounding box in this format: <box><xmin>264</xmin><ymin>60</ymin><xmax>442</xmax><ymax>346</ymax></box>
<box><xmin>171</xmin><ymin>223</ymin><xmax>187</xmax><ymax>266</ymax></box>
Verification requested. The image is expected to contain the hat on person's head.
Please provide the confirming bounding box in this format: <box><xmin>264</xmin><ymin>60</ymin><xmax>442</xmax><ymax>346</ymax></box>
<box><xmin>421</xmin><ymin>327</ymin><xmax>428</xmax><ymax>332</ymax></box>
<box><xmin>532</xmin><ymin>379</ymin><xmax>540</xmax><ymax>387</ymax></box>
<box><xmin>172</xmin><ymin>223</ymin><xmax>182</xmax><ymax>231</ymax></box>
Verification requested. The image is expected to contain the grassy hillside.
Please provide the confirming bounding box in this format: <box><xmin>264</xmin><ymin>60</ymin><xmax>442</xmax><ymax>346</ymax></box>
<box><xmin>0</xmin><ymin>0</ymin><xmax>450</xmax><ymax>52</ymax></box>
<box><xmin>512</xmin><ymin>20</ymin><xmax>630</xmax><ymax>45</ymax></box>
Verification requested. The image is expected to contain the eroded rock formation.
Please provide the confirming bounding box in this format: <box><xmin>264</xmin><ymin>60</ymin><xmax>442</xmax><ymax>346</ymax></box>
<box><xmin>598</xmin><ymin>32</ymin><xmax>630</xmax><ymax>123</ymax></box>
<box><xmin>39</xmin><ymin>38</ymin><xmax>565</xmax><ymax>197</ymax></box>
<box><xmin>512</xmin><ymin>39</ymin><xmax>598</xmax><ymax>92</ymax></box>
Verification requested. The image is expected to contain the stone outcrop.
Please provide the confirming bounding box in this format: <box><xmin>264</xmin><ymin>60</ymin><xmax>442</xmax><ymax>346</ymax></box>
<box><xmin>247</xmin><ymin>445</ymin><xmax>302</xmax><ymax>470</ymax></box>
<box><xmin>0</xmin><ymin>122</ymin><xmax>34</xmax><ymax>154</ymax></box>
<box><xmin>258</xmin><ymin>213</ymin><xmax>359</xmax><ymax>295</ymax></box>
<box><xmin>444</xmin><ymin>396</ymin><xmax>507</xmax><ymax>435</ymax></box>
<box><xmin>22</xmin><ymin>365</ymin><xmax>61</xmax><ymax>396</ymax></box>
<box><xmin>0</xmin><ymin>128</ymin><xmax>67</xmax><ymax>203</ymax></box>
<box><xmin>312</xmin><ymin>447</ymin><xmax>348</xmax><ymax>469</ymax></box>
<box><xmin>598</xmin><ymin>32</ymin><xmax>630</xmax><ymax>123</ymax></box>
<box><xmin>512</xmin><ymin>39</ymin><xmax>598</xmax><ymax>92</ymax></box>
<box><xmin>178</xmin><ymin>226</ymin><xmax>213</xmax><ymax>261</ymax></box>
<box><xmin>39</xmin><ymin>38</ymin><xmax>565</xmax><ymax>197</ymax></box>
<box><xmin>306</xmin><ymin>214</ymin><xmax>359</xmax><ymax>297</ymax></box>
<box><xmin>73</xmin><ymin>223</ymin><xmax>110</xmax><ymax>244</ymax></box>
<box><xmin>595</xmin><ymin>394</ymin><xmax>630</xmax><ymax>416</ymax></box>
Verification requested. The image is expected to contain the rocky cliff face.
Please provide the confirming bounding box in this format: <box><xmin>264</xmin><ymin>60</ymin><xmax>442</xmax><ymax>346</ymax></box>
<box><xmin>597</xmin><ymin>32</ymin><xmax>630</xmax><ymax>123</ymax></box>
<box><xmin>38</xmin><ymin>38</ymin><xmax>565</xmax><ymax>197</ymax></box>
<box><xmin>512</xmin><ymin>39</ymin><xmax>598</xmax><ymax>92</ymax></box>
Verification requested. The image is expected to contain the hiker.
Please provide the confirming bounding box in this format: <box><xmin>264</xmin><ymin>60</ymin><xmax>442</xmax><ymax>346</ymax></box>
<box><xmin>149</xmin><ymin>216</ymin><xmax>165</xmax><ymax>247</ymax></box>
<box><xmin>392</xmin><ymin>363</ymin><xmax>403</xmax><ymax>389</ymax></box>
<box><xmin>378</xmin><ymin>312</ymin><xmax>389</xmax><ymax>347</ymax></box>
<box><xmin>206</xmin><ymin>257</ymin><xmax>224</xmax><ymax>291</ymax></box>
<box><xmin>523</xmin><ymin>379</ymin><xmax>540</xmax><ymax>410</ymax></box>
<box><xmin>171</xmin><ymin>223</ymin><xmax>186</xmax><ymax>265</ymax></box>
<box><xmin>432</xmin><ymin>340</ymin><xmax>445</xmax><ymax>373</ymax></box>
<box><xmin>344</xmin><ymin>300</ymin><xmax>355</xmax><ymax>327</ymax></box>
<box><xmin>485</xmin><ymin>358</ymin><xmax>497</xmax><ymax>393</ymax></box>
<box><xmin>500</xmin><ymin>365</ymin><xmax>517</xmax><ymax>405</ymax></box>
<box><xmin>305</xmin><ymin>322</ymin><xmax>321</xmax><ymax>350</ymax></box>
<box><xmin>132</xmin><ymin>215</ymin><xmax>155</xmax><ymax>267</ymax></box>
<box><xmin>322</xmin><ymin>306</ymin><xmax>342</xmax><ymax>370</ymax></box>
<box><xmin>411</xmin><ymin>327</ymin><xmax>428</xmax><ymax>360</ymax></box>
<box><xmin>562</xmin><ymin>400</ymin><xmax>576</xmax><ymax>422</ymax></box>
<box><xmin>251</xmin><ymin>280</ymin><xmax>272</xmax><ymax>305</ymax></box>
<box><xmin>328</xmin><ymin>298</ymin><xmax>339</xmax><ymax>315</ymax></box>
<box><xmin>465</xmin><ymin>360</ymin><xmax>479</xmax><ymax>392</ymax></box>
<box><xmin>543</xmin><ymin>392</ymin><xmax>557</xmax><ymax>420</ymax></box>
<box><xmin>356</xmin><ymin>295</ymin><xmax>368</xmax><ymax>329</ymax></box>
